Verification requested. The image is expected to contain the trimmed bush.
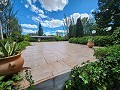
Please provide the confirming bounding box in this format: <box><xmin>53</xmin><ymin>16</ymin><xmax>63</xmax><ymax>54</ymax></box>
<box><xmin>29</xmin><ymin>37</ymin><xmax>38</xmax><ymax>42</ymax></box>
<box><xmin>63</xmin><ymin>45</ymin><xmax>120</xmax><ymax>90</ymax></box>
<box><xmin>69</xmin><ymin>36</ymin><xmax>113</xmax><ymax>47</ymax></box>
<box><xmin>94</xmin><ymin>36</ymin><xmax>113</xmax><ymax>46</ymax></box>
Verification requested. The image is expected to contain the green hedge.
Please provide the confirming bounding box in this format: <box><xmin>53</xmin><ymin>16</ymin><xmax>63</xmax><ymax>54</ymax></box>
<box><xmin>112</xmin><ymin>27</ymin><xmax>120</xmax><ymax>44</ymax></box>
<box><xmin>69</xmin><ymin>36</ymin><xmax>114</xmax><ymax>47</ymax></box>
<box><xmin>63</xmin><ymin>45</ymin><xmax>120</xmax><ymax>90</ymax></box>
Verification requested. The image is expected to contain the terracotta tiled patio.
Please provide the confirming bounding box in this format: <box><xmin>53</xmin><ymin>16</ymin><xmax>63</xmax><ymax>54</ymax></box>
<box><xmin>22</xmin><ymin>41</ymin><xmax>95</xmax><ymax>89</ymax></box>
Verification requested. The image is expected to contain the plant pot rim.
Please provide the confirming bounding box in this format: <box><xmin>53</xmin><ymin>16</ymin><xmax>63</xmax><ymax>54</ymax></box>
<box><xmin>0</xmin><ymin>53</ymin><xmax>22</xmax><ymax>60</ymax></box>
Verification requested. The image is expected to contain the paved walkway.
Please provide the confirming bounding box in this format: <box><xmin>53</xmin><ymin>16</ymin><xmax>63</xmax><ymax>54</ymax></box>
<box><xmin>22</xmin><ymin>41</ymin><xmax>95</xmax><ymax>89</ymax></box>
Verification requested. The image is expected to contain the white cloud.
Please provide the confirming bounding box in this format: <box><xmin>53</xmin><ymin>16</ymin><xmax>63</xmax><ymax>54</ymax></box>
<box><xmin>32</xmin><ymin>17</ymin><xmax>63</xmax><ymax>28</ymax></box>
<box><xmin>26</xmin><ymin>0</ymin><xmax>44</xmax><ymax>14</ymax></box>
<box><xmin>25</xmin><ymin>4</ymin><xmax>29</xmax><ymax>8</ymax></box>
<box><xmin>27</xmin><ymin>0</ymin><xmax>32</xmax><ymax>5</ymax></box>
<box><xmin>41</xmin><ymin>19</ymin><xmax>63</xmax><ymax>28</ymax></box>
<box><xmin>33</xmin><ymin>0</ymin><xmax>37</xmax><ymax>3</ymax></box>
<box><xmin>38</xmin><ymin>14</ymin><xmax>48</xmax><ymax>18</ymax></box>
<box><xmin>21</xmin><ymin>24</ymin><xmax>38</xmax><ymax>28</ymax></box>
<box><xmin>56</xmin><ymin>30</ymin><xmax>64</xmax><ymax>33</ymax></box>
<box><xmin>38</xmin><ymin>0</ymin><xmax>68</xmax><ymax>11</ymax></box>
<box><xmin>32</xmin><ymin>16</ymin><xmax>42</xmax><ymax>23</ymax></box>
<box><xmin>64</xmin><ymin>13</ymin><xmax>92</xmax><ymax>24</ymax></box>
<box><xmin>23</xmin><ymin>29</ymin><xmax>37</xmax><ymax>33</ymax></box>
<box><xmin>30</xmin><ymin>4</ymin><xmax>44</xmax><ymax>14</ymax></box>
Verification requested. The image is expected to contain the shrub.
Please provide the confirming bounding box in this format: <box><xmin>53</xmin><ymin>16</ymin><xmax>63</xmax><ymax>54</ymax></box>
<box><xmin>24</xmin><ymin>35</ymin><xmax>31</xmax><ymax>41</ymax></box>
<box><xmin>19</xmin><ymin>41</ymin><xmax>31</xmax><ymax>50</ymax></box>
<box><xmin>69</xmin><ymin>37</ymin><xmax>78</xmax><ymax>43</ymax></box>
<box><xmin>94</xmin><ymin>45</ymin><xmax>120</xmax><ymax>59</ymax></box>
<box><xmin>94</xmin><ymin>36</ymin><xmax>113</xmax><ymax>46</ymax></box>
<box><xmin>54</xmin><ymin>36</ymin><xmax>68</xmax><ymax>41</ymax></box>
<box><xmin>69</xmin><ymin>36</ymin><xmax>114</xmax><ymax>47</ymax></box>
<box><xmin>112</xmin><ymin>27</ymin><xmax>120</xmax><ymax>44</ymax></box>
<box><xmin>63</xmin><ymin>45</ymin><xmax>120</xmax><ymax>90</ymax></box>
<box><xmin>29</xmin><ymin>37</ymin><xmax>38</xmax><ymax>42</ymax></box>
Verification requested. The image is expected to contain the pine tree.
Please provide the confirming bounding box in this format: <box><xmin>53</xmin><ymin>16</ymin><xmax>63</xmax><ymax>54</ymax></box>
<box><xmin>93</xmin><ymin>0</ymin><xmax>120</xmax><ymax>30</ymax></box>
<box><xmin>38</xmin><ymin>22</ymin><xmax>43</xmax><ymax>36</ymax></box>
<box><xmin>75</xmin><ymin>18</ymin><xmax>84</xmax><ymax>37</ymax></box>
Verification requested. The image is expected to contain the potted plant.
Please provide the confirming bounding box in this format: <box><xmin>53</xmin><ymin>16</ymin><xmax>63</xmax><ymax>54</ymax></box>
<box><xmin>87</xmin><ymin>38</ymin><xmax>94</xmax><ymax>48</ymax></box>
<box><xmin>0</xmin><ymin>41</ymin><xmax>24</xmax><ymax>76</ymax></box>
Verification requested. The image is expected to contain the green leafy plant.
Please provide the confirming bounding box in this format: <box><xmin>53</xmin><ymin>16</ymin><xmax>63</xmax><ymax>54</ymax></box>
<box><xmin>0</xmin><ymin>73</ymin><xmax>23</xmax><ymax>90</ymax></box>
<box><xmin>63</xmin><ymin>45</ymin><xmax>120</xmax><ymax>90</ymax></box>
<box><xmin>0</xmin><ymin>41</ymin><xmax>21</xmax><ymax>58</ymax></box>
<box><xmin>25</xmin><ymin>69</ymin><xmax>34</xmax><ymax>90</ymax></box>
<box><xmin>112</xmin><ymin>27</ymin><xmax>120</xmax><ymax>44</ymax></box>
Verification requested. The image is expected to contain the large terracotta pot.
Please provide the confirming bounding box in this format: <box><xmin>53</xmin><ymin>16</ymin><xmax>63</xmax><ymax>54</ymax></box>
<box><xmin>0</xmin><ymin>54</ymin><xmax>24</xmax><ymax>76</ymax></box>
<box><xmin>87</xmin><ymin>41</ymin><xmax>94</xmax><ymax>48</ymax></box>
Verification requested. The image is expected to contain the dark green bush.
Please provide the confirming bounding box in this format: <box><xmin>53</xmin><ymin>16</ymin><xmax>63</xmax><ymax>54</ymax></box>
<box><xmin>112</xmin><ymin>27</ymin><xmax>120</xmax><ymax>44</ymax></box>
<box><xmin>77</xmin><ymin>36</ymin><xmax>93</xmax><ymax>44</ymax></box>
<box><xmin>69</xmin><ymin>36</ymin><xmax>114</xmax><ymax>47</ymax></box>
<box><xmin>94</xmin><ymin>45</ymin><xmax>120</xmax><ymax>59</ymax></box>
<box><xmin>69</xmin><ymin>37</ymin><xmax>78</xmax><ymax>43</ymax></box>
<box><xmin>94</xmin><ymin>36</ymin><xmax>114</xmax><ymax>46</ymax></box>
<box><xmin>29</xmin><ymin>37</ymin><xmax>38</xmax><ymax>42</ymax></box>
<box><xmin>63</xmin><ymin>45</ymin><xmax>120</xmax><ymax>90</ymax></box>
<box><xmin>55</xmin><ymin>36</ymin><xmax>67</xmax><ymax>41</ymax></box>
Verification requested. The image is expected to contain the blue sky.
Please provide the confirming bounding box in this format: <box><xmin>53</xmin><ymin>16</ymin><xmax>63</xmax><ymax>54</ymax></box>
<box><xmin>11</xmin><ymin>0</ymin><xmax>98</xmax><ymax>35</ymax></box>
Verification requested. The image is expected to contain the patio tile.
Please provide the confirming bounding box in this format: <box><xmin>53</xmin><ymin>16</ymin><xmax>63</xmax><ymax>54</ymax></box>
<box><xmin>22</xmin><ymin>41</ymin><xmax>96</xmax><ymax>87</ymax></box>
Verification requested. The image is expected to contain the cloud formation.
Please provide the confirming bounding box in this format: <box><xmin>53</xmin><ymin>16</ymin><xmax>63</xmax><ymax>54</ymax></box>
<box><xmin>71</xmin><ymin>13</ymin><xmax>92</xmax><ymax>23</ymax></box>
<box><xmin>41</xmin><ymin>19</ymin><xmax>63</xmax><ymax>28</ymax></box>
<box><xmin>25</xmin><ymin>0</ymin><xmax>48</xmax><ymax>19</ymax></box>
<box><xmin>21</xmin><ymin>24</ymin><xmax>38</xmax><ymax>28</ymax></box>
<box><xmin>23</xmin><ymin>29</ymin><xmax>37</xmax><ymax>33</ymax></box>
<box><xmin>38</xmin><ymin>0</ymin><xmax>68</xmax><ymax>11</ymax></box>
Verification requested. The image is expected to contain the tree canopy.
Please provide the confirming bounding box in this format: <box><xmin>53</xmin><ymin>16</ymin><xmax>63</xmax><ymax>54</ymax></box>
<box><xmin>93</xmin><ymin>0</ymin><xmax>120</xmax><ymax>30</ymax></box>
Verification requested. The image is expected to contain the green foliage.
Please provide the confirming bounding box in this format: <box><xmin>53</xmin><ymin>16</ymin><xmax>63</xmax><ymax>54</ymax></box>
<box><xmin>29</xmin><ymin>38</ymin><xmax>38</xmax><ymax>42</ymax></box>
<box><xmin>69</xmin><ymin>36</ymin><xmax>113</xmax><ymax>47</ymax></box>
<box><xmin>112</xmin><ymin>27</ymin><xmax>120</xmax><ymax>44</ymax></box>
<box><xmin>64</xmin><ymin>45</ymin><xmax>120</xmax><ymax>90</ymax></box>
<box><xmin>11</xmin><ymin>31</ymin><xmax>24</xmax><ymax>43</ymax></box>
<box><xmin>68</xmin><ymin>25</ymin><xmax>76</xmax><ymax>39</ymax></box>
<box><xmin>94</xmin><ymin>45</ymin><xmax>120</xmax><ymax>59</ymax></box>
<box><xmin>93</xmin><ymin>36</ymin><xmax>113</xmax><ymax>46</ymax></box>
<box><xmin>25</xmin><ymin>69</ymin><xmax>34</xmax><ymax>90</ymax></box>
<box><xmin>75</xmin><ymin>18</ymin><xmax>84</xmax><ymax>37</ymax></box>
<box><xmin>55</xmin><ymin>36</ymin><xmax>67</xmax><ymax>41</ymax></box>
<box><xmin>18</xmin><ymin>41</ymin><xmax>31</xmax><ymax>50</ymax></box>
<box><xmin>0</xmin><ymin>41</ymin><xmax>21</xmax><ymax>58</ymax></box>
<box><xmin>69</xmin><ymin>37</ymin><xmax>78</xmax><ymax>43</ymax></box>
<box><xmin>93</xmin><ymin>0</ymin><xmax>120</xmax><ymax>30</ymax></box>
<box><xmin>0</xmin><ymin>73</ymin><xmax>23</xmax><ymax>90</ymax></box>
<box><xmin>24</xmin><ymin>35</ymin><xmax>31</xmax><ymax>41</ymax></box>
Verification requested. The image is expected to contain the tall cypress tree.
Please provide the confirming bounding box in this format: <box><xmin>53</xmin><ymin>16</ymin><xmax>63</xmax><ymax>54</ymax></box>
<box><xmin>75</xmin><ymin>18</ymin><xmax>84</xmax><ymax>37</ymax></box>
<box><xmin>38</xmin><ymin>22</ymin><xmax>43</xmax><ymax>36</ymax></box>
